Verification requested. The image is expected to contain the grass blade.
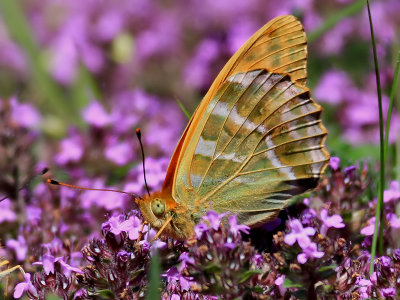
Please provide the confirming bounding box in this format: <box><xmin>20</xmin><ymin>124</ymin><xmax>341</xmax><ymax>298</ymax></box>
<box><xmin>384</xmin><ymin>51</ymin><xmax>400</xmax><ymax>158</ymax></box>
<box><xmin>308</xmin><ymin>0</ymin><xmax>365</xmax><ymax>43</ymax></box>
<box><xmin>146</xmin><ymin>250</ymin><xmax>161</xmax><ymax>300</ymax></box>
<box><xmin>366</xmin><ymin>0</ymin><xmax>385</xmax><ymax>274</ymax></box>
<box><xmin>0</xmin><ymin>0</ymin><xmax>82</xmax><ymax>126</ymax></box>
<box><xmin>175</xmin><ymin>97</ymin><xmax>191</xmax><ymax>120</ymax></box>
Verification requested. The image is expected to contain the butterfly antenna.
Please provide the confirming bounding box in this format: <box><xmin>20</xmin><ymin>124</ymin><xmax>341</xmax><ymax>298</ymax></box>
<box><xmin>0</xmin><ymin>168</ymin><xmax>50</xmax><ymax>202</ymax></box>
<box><xmin>136</xmin><ymin>128</ymin><xmax>151</xmax><ymax>197</ymax></box>
<box><xmin>46</xmin><ymin>179</ymin><xmax>139</xmax><ymax>198</ymax></box>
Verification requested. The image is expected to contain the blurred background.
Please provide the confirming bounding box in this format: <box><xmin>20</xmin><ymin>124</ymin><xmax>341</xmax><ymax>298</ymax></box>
<box><xmin>0</xmin><ymin>0</ymin><xmax>399</xmax><ymax>297</ymax></box>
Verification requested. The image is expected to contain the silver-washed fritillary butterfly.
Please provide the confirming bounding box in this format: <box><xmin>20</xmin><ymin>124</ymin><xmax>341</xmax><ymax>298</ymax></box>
<box><xmin>136</xmin><ymin>15</ymin><xmax>330</xmax><ymax>240</ymax></box>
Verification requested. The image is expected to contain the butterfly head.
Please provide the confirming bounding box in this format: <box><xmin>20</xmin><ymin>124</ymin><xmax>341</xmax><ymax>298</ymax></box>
<box><xmin>135</xmin><ymin>191</ymin><xmax>195</xmax><ymax>240</ymax></box>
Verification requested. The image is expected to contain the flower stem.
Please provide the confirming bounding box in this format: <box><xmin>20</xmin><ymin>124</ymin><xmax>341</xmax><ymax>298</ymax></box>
<box><xmin>366</xmin><ymin>0</ymin><xmax>385</xmax><ymax>274</ymax></box>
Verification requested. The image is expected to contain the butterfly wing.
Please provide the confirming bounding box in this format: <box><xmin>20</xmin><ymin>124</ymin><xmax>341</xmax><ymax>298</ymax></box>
<box><xmin>162</xmin><ymin>15</ymin><xmax>329</xmax><ymax>225</ymax></box>
<box><xmin>163</xmin><ymin>15</ymin><xmax>308</xmax><ymax>193</ymax></box>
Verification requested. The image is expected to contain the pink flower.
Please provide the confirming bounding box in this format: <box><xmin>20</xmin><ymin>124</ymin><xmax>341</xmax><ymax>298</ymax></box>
<box><xmin>13</xmin><ymin>273</ymin><xmax>38</xmax><ymax>299</ymax></box>
<box><xmin>320</xmin><ymin>209</ymin><xmax>345</xmax><ymax>235</ymax></box>
<box><xmin>388</xmin><ymin>213</ymin><xmax>400</xmax><ymax>228</ymax></box>
<box><xmin>384</xmin><ymin>181</ymin><xmax>400</xmax><ymax>203</ymax></box>
<box><xmin>361</xmin><ymin>217</ymin><xmax>375</xmax><ymax>236</ymax></box>
<box><xmin>82</xmin><ymin>100</ymin><xmax>111</xmax><ymax>127</ymax></box>
<box><xmin>297</xmin><ymin>242</ymin><xmax>324</xmax><ymax>264</ymax></box>
<box><xmin>329</xmin><ymin>156</ymin><xmax>340</xmax><ymax>171</ymax></box>
<box><xmin>284</xmin><ymin>219</ymin><xmax>315</xmax><ymax>249</ymax></box>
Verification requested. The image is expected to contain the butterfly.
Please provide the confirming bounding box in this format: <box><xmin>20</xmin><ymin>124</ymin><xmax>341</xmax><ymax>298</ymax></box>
<box><xmin>136</xmin><ymin>15</ymin><xmax>330</xmax><ymax>240</ymax></box>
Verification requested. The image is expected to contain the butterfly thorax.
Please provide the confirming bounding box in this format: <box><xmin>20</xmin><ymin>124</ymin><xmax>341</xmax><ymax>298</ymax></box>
<box><xmin>136</xmin><ymin>190</ymin><xmax>196</xmax><ymax>240</ymax></box>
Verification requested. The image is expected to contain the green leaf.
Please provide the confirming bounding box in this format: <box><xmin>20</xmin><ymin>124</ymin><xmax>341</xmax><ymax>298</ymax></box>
<box><xmin>283</xmin><ymin>277</ymin><xmax>303</xmax><ymax>288</ymax></box>
<box><xmin>317</xmin><ymin>264</ymin><xmax>337</xmax><ymax>279</ymax></box>
<box><xmin>204</xmin><ymin>263</ymin><xmax>222</xmax><ymax>274</ymax></box>
<box><xmin>98</xmin><ymin>289</ymin><xmax>115</xmax><ymax>298</ymax></box>
<box><xmin>239</xmin><ymin>270</ymin><xmax>262</xmax><ymax>283</ymax></box>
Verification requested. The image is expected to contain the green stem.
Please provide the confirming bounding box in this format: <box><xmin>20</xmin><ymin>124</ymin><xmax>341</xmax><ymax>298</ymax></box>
<box><xmin>367</xmin><ymin>0</ymin><xmax>385</xmax><ymax>274</ymax></box>
<box><xmin>384</xmin><ymin>51</ymin><xmax>400</xmax><ymax>159</ymax></box>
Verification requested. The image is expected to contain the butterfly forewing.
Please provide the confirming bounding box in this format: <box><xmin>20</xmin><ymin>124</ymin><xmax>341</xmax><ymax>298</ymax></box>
<box><xmin>162</xmin><ymin>15</ymin><xmax>309</xmax><ymax>197</ymax></box>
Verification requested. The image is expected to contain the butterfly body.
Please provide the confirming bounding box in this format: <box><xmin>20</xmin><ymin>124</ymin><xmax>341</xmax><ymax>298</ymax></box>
<box><xmin>136</xmin><ymin>15</ymin><xmax>330</xmax><ymax>240</ymax></box>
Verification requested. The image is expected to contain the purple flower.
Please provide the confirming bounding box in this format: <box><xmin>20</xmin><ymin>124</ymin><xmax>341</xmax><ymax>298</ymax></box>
<box><xmin>118</xmin><ymin>215</ymin><xmax>146</xmax><ymax>240</ymax></box>
<box><xmin>194</xmin><ymin>223</ymin><xmax>208</xmax><ymax>239</ymax></box>
<box><xmin>388</xmin><ymin>213</ymin><xmax>400</xmax><ymax>228</ymax></box>
<box><xmin>55</xmin><ymin>257</ymin><xmax>83</xmax><ymax>276</ymax></box>
<box><xmin>55</xmin><ymin>136</ymin><xmax>84</xmax><ymax>165</ymax></box>
<box><xmin>297</xmin><ymin>242</ymin><xmax>324</xmax><ymax>264</ymax></box>
<box><xmin>315</xmin><ymin>70</ymin><xmax>353</xmax><ymax>104</ymax></box>
<box><xmin>164</xmin><ymin>267</ymin><xmax>192</xmax><ymax>292</ymax></box>
<box><xmin>0</xmin><ymin>199</ymin><xmax>17</xmax><ymax>223</ymax></box>
<box><xmin>329</xmin><ymin>156</ymin><xmax>340</xmax><ymax>171</ymax></box>
<box><xmin>382</xmin><ymin>287</ymin><xmax>396</xmax><ymax>297</ymax></box>
<box><xmin>360</xmin><ymin>217</ymin><xmax>375</xmax><ymax>236</ymax></box>
<box><xmin>274</xmin><ymin>275</ymin><xmax>287</xmax><ymax>296</ymax></box>
<box><xmin>6</xmin><ymin>235</ymin><xmax>28</xmax><ymax>261</ymax></box>
<box><xmin>82</xmin><ymin>100</ymin><xmax>111</xmax><ymax>127</ymax></box>
<box><xmin>201</xmin><ymin>211</ymin><xmax>226</xmax><ymax>231</ymax></box>
<box><xmin>320</xmin><ymin>209</ymin><xmax>345</xmax><ymax>235</ymax></box>
<box><xmin>13</xmin><ymin>273</ymin><xmax>38</xmax><ymax>299</ymax></box>
<box><xmin>178</xmin><ymin>252</ymin><xmax>195</xmax><ymax>272</ymax></box>
<box><xmin>228</xmin><ymin>215</ymin><xmax>250</xmax><ymax>237</ymax></box>
<box><xmin>10</xmin><ymin>97</ymin><xmax>41</xmax><ymax>128</ymax></box>
<box><xmin>104</xmin><ymin>140</ymin><xmax>134</xmax><ymax>165</ymax></box>
<box><xmin>284</xmin><ymin>219</ymin><xmax>315</xmax><ymax>249</ymax></box>
<box><xmin>384</xmin><ymin>181</ymin><xmax>400</xmax><ymax>203</ymax></box>
<box><xmin>356</xmin><ymin>277</ymin><xmax>372</xmax><ymax>299</ymax></box>
<box><xmin>33</xmin><ymin>253</ymin><xmax>55</xmax><ymax>275</ymax></box>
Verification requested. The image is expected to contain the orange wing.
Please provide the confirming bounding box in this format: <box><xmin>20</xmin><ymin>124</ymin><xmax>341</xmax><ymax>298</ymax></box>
<box><xmin>162</xmin><ymin>15</ymin><xmax>309</xmax><ymax>195</ymax></box>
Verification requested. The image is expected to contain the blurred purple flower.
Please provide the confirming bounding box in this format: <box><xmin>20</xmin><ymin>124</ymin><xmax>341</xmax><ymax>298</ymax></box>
<box><xmin>315</xmin><ymin>70</ymin><xmax>354</xmax><ymax>105</ymax></box>
<box><xmin>319</xmin><ymin>18</ymin><xmax>354</xmax><ymax>54</ymax></box>
<box><xmin>297</xmin><ymin>242</ymin><xmax>324</xmax><ymax>264</ymax></box>
<box><xmin>104</xmin><ymin>140</ymin><xmax>133</xmax><ymax>165</ymax></box>
<box><xmin>320</xmin><ymin>209</ymin><xmax>345</xmax><ymax>235</ymax></box>
<box><xmin>55</xmin><ymin>136</ymin><xmax>84</xmax><ymax>165</ymax></box>
<box><xmin>274</xmin><ymin>275</ymin><xmax>287</xmax><ymax>296</ymax></box>
<box><xmin>388</xmin><ymin>213</ymin><xmax>400</xmax><ymax>229</ymax></box>
<box><xmin>13</xmin><ymin>273</ymin><xmax>38</xmax><ymax>299</ymax></box>
<box><xmin>82</xmin><ymin>100</ymin><xmax>111</xmax><ymax>127</ymax></box>
<box><xmin>361</xmin><ymin>217</ymin><xmax>375</xmax><ymax>236</ymax></box>
<box><xmin>329</xmin><ymin>156</ymin><xmax>340</xmax><ymax>171</ymax></box>
<box><xmin>10</xmin><ymin>97</ymin><xmax>41</xmax><ymax>128</ymax></box>
<box><xmin>284</xmin><ymin>219</ymin><xmax>315</xmax><ymax>249</ymax></box>
<box><xmin>25</xmin><ymin>205</ymin><xmax>42</xmax><ymax>225</ymax></box>
<box><xmin>6</xmin><ymin>235</ymin><xmax>28</xmax><ymax>261</ymax></box>
<box><xmin>184</xmin><ymin>38</ymin><xmax>219</xmax><ymax>89</ymax></box>
<box><xmin>0</xmin><ymin>199</ymin><xmax>17</xmax><ymax>223</ymax></box>
<box><xmin>384</xmin><ymin>181</ymin><xmax>400</xmax><ymax>203</ymax></box>
<box><xmin>382</xmin><ymin>287</ymin><xmax>396</xmax><ymax>297</ymax></box>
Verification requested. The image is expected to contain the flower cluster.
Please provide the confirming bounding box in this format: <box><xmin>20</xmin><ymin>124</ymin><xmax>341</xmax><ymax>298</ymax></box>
<box><xmin>174</xmin><ymin>212</ymin><xmax>259</xmax><ymax>299</ymax></box>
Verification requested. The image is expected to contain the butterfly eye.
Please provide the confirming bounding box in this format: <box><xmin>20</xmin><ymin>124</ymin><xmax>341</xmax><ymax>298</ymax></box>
<box><xmin>151</xmin><ymin>199</ymin><xmax>165</xmax><ymax>218</ymax></box>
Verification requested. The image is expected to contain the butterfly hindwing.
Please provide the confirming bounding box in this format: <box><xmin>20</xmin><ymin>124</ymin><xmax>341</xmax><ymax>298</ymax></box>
<box><xmin>174</xmin><ymin>69</ymin><xmax>328</xmax><ymax>225</ymax></box>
